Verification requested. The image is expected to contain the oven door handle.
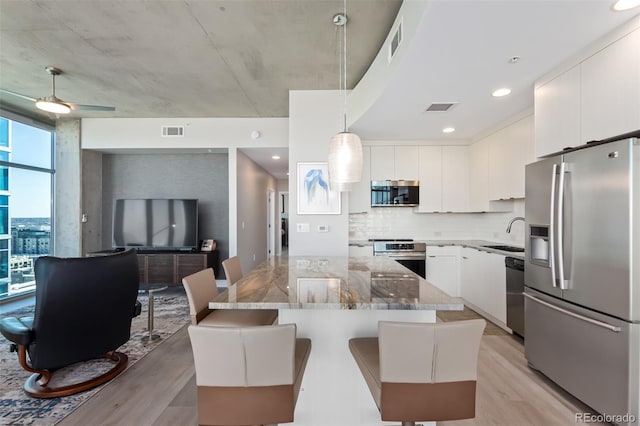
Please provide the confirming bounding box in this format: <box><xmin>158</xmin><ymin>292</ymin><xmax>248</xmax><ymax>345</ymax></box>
<box><xmin>383</xmin><ymin>255</ymin><xmax>426</xmax><ymax>261</ymax></box>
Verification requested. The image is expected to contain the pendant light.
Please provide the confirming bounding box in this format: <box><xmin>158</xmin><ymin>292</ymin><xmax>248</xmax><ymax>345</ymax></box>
<box><xmin>327</xmin><ymin>1</ymin><xmax>363</xmax><ymax>193</ymax></box>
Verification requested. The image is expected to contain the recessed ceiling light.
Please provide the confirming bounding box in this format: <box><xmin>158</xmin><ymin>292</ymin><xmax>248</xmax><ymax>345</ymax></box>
<box><xmin>272</xmin><ymin>155</ymin><xmax>281</xmax><ymax>160</ymax></box>
<box><xmin>492</xmin><ymin>88</ymin><xmax>511</xmax><ymax>97</ymax></box>
<box><xmin>442</xmin><ymin>127</ymin><xmax>455</xmax><ymax>134</ymax></box>
<box><xmin>612</xmin><ymin>0</ymin><xmax>640</xmax><ymax>10</ymax></box>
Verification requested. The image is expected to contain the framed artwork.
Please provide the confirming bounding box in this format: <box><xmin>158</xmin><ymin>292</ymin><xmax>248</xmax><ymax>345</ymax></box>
<box><xmin>297</xmin><ymin>162</ymin><xmax>341</xmax><ymax>214</ymax></box>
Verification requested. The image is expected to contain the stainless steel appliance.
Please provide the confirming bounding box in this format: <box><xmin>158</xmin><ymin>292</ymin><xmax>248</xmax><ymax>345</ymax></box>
<box><xmin>524</xmin><ymin>135</ymin><xmax>639</xmax><ymax>425</ymax></box>
<box><xmin>505</xmin><ymin>256</ymin><xmax>525</xmax><ymax>338</ymax></box>
<box><xmin>371</xmin><ymin>180</ymin><xmax>419</xmax><ymax>207</ymax></box>
<box><xmin>372</xmin><ymin>239</ymin><xmax>426</xmax><ymax>278</ymax></box>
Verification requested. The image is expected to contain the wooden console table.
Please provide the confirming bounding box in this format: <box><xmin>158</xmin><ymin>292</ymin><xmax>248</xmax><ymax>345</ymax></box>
<box><xmin>137</xmin><ymin>251</ymin><xmax>218</xmax><ymax>285</ymax></box>
<box><xmin>89</xmin><ymin>250</ymin><xmax>218</xmax><ymax>286</ymax></box>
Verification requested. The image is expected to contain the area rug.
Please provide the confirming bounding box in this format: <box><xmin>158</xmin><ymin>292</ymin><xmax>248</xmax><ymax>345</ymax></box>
<box><xmin>0</xmin><ymin>292</ymin><xmax>190</xmax><ymax>426</ymax></box>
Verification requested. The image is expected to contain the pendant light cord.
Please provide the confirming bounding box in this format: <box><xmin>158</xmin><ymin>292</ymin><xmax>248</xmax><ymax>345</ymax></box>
<box><xmin>342</xmin><ymin>0</ymin><xmax>348</xmax><ymax>132</ymax></box>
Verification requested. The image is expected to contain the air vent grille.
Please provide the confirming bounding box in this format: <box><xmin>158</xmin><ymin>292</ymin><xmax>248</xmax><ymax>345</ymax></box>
<box><xmin>161</xmin><ymin>126</ymin><xmax>184</xmax><ymax>137</ymax></box>
<box><xmin>425</xmin><ymin>103</ymin><xmax>458</xmax><ymax>112</ymax></box>
<box><xmin>388</xmin><ymin>20</ymin><xmax>403</xmax><ymax>62</ymax></box>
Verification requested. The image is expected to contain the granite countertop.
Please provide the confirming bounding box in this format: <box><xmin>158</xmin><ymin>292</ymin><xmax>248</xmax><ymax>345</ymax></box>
<box><xmin>420</xmin><ymin>239</ymin><xmax>525</xmax><ymax>259</ymax></box>
<box><xmin>209</xmin><ymin>256</ymin><xmax>463</xmax><ymax>311</ymax></box>
<box><xmin>348</xmin><ymin>239</ymin><xmax>524</xmax><ymax>259</ymax></box>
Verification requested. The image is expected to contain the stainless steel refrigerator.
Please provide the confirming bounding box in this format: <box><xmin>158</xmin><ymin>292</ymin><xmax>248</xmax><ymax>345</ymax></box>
<box><xmin>525</xmin><ymin>136</ymin><xmax>639</xmax><ymax>425</ymax></box>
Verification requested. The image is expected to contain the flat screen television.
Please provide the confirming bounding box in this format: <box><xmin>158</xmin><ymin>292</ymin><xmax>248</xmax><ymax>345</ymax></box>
<box><xmin>112</xmin><ymin>199</ymin><xmax>198</xmax><ymax>251</ymax></box>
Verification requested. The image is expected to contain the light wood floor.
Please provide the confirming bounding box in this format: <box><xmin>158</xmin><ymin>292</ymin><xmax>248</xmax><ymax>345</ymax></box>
<box><xmin>59</xmin><ymin>318</ymin><xmax>604</xmax><ymax>426</ymax></box>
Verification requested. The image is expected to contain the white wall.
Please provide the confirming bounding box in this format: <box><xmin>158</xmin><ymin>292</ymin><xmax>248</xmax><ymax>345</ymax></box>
<box><xmin>236</xmin><ymin>150</ymin><xmax>277</xmax><ymax>273</ymax></box>
<box><xmin>81</xmin><ymin>117</ymin><xmax>288</xmax><ymax>149</ymax></box>
<box><xmin>288</xmin><ymin>91</ymin><xmax>349</xmax><ymax>256</ymax></box>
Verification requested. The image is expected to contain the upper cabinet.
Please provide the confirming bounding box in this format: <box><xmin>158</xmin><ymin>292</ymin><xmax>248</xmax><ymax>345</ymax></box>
<box><xmin>417</xmin><ymin>146</ymin><xmax>468</xmax><ymax>213</ymax></box>
<box><xmin>468</xmin><ymin>138</ymin><xmax>490</xmax><ymax>211</ymax></box>
<box><xmin>535</xmin><ymin>26</ymin><xmax>640</xmax><ymax>158</ymax></box>
<box><xmin>534</xmin><ymin>66</ymin><xmax>582</xmax><ymax>158</ymax></box>
<box><xmin>370</xmin><ymin>146</ymin><xmax>420</xmax><ymax>181</ymax></box>
<box><xmin>488</xmin><ymin>115</ymin><xmax>534</xmax><ymax>200</ymax></box>
<box><xmin>581</xmin><ymin>28</ymin><xmax>640</xmax><ymax>143</ymax></box>
<box><xmin>468</xmin><ymin>113</ymin><xmax>534</xmax><ymax>207</ymax></box>
<box><xmin>417</xmin><ymin>146</ymin><xmax>442</xmax><ymax>212</ymax></box>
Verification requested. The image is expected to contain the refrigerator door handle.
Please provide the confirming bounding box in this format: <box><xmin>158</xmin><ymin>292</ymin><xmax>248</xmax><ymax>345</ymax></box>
<box><xmin>549</xmin><ymin>163</ymin><xmax>558</xmax><ymax>288</ymax></box>
<box><xmin>557</xmin><ymin>161</ymin><xmax>567</xmax><ymax>290</ymax></box>
<box><xmin>524</xmin><ymin>293</ymin><xmax>621</xmax><ymax>332</ymax></box>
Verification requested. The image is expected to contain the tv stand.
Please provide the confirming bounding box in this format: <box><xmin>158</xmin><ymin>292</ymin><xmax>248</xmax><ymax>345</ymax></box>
<box><xmin>137</xmin><ymin>251</ymin><xmax>218</xmax><ymax>286</ymax></box>
<box><xmin>90</xmin><ymin>250</ymin><xmax>218</xmax><ymax>285</ymax></box>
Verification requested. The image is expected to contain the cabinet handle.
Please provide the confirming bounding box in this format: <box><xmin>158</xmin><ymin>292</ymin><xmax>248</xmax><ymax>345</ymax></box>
<box><xmin>428</xmin><ymin>255</ymin><xmax>436</xmax><ymax>258</ymax></box>
<box><xmin>462</xmin><ymin>256</ymin><xmax>468</xmax><ymax>260</ymax></box>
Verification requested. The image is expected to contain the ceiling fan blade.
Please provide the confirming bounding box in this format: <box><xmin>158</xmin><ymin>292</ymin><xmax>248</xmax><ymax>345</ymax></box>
<box><xmin>70</xmin><ymin>103</ymin><xmax>116</xmax><ymax>112</ymax></box>
<box><xmin>0</xmin><ymin>88</ymin><xmax>37</xmax><ymax>102</ymax></box>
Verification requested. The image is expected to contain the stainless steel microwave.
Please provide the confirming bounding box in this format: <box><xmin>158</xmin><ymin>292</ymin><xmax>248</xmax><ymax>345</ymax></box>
<box><xmin>371</xmin><ymin>180</ymin><xmax>420</xmax><ymax>207</ymax></box>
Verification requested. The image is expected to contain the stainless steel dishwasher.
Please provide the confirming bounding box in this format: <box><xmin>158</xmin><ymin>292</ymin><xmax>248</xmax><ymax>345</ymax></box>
<box><xmin>506</xmin><ymin>256</ymin><xmax>525</xmax><ymax>338</ymax></box>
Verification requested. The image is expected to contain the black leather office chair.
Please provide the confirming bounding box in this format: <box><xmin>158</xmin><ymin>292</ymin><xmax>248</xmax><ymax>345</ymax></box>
<box><xmin>0</xmin><ymin>249</ymin><xmax>141</xmax><ymax>398</ymax></box>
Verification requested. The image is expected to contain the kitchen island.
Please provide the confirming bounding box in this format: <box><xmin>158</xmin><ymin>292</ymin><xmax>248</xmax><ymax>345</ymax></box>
<box><xmin>210</xmin><ymin>256</ymin><xmax>463</xmax><ymax>426</ymax></box>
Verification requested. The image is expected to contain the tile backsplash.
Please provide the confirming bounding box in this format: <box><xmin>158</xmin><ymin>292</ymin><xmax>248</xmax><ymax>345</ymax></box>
<box><xmin>349</xmin><ymin>199</ymin><xmax>525</xmax><ymax>245</ymax></box>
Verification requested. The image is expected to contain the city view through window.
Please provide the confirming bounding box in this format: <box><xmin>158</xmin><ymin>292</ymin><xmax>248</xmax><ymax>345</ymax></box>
<box><xmin>0</xmin><ymin>115</ymin><xmax>53</xmax><ymax>301</ymax></box>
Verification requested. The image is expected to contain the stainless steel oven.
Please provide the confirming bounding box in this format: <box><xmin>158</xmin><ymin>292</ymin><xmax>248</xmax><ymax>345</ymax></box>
<box><xmin>372</xmin><ymin>239</ymin><xmax>426</xmax><ymax>278</ymax></box>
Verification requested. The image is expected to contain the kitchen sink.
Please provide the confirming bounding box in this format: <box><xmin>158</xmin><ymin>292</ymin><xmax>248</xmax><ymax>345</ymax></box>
<box><xmin>481</xmin><ymin>245</ymin><xmax>525</xmax><ymax>253</ymax></box>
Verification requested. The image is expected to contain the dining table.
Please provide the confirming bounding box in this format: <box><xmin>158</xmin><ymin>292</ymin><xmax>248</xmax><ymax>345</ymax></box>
<box><xmin>209</xmin><ymin>255</ymin><xmax>464</xmax><ymax>426</ymax></box>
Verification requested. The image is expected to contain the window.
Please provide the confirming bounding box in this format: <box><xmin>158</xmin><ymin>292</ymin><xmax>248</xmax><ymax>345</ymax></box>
<box><xmin>0</xmin><ymin>113</ymin><xmax>54</xmax><ymax>301</ymax></box>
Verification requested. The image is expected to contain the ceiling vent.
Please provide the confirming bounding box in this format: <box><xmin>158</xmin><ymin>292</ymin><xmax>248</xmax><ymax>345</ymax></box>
<box><xmin>161</xmin><ymin>126</ymin><xmax>184</xmax><ymax>137</ymax></box>
<box><xmin>425</xmin><ymin>103</ymin><xmax>458</xmax><ymax>112</ymax></box>
<box><xmin>388</xmin><ymin>20</ymin><xmax>403</xmax><ymax>63</ymax></box>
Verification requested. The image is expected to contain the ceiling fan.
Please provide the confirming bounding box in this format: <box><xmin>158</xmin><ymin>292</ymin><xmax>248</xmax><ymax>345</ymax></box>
<box><xmin>0</xmin><ymin>66</ymin><xmax>115</xmax><ymax>114</ymax></box>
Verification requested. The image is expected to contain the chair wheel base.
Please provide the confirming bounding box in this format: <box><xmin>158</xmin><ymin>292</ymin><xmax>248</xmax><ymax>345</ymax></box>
<box><xmin>24</xmin><ymin>351</ymin><xmax>128</xmax><ymax>399</ymax></box>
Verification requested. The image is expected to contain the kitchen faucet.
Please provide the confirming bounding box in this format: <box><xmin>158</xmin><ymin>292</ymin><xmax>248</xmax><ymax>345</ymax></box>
<box><xmin>506</xmin><ymin>216</ymin><xmax>525</xmax><ymax>233</ymax></box>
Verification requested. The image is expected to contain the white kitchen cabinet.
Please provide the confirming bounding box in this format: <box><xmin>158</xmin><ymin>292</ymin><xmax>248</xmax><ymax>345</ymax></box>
<box><xmin>417</xmin><ymin>146</ymin><xmax>442</xmax><ymax>212</ymax></box>
<box><xmin>460</xmin><ymin>248</ymin><xmax>483</xmax><ymax>309</ymax></box>
<box><xmin>460</xmin><ymin>247</ymin><xmax>507</xmax><ymax>325</ymax></box>
<box><xmin>348</xmin><ymin>146</ymin><xmax>371</xmax><ymax>213</ymax></box>
<box><xmin>535</xmin><ymin>25</ymin><xmax>640</xmax><ymax>158</ymax></box>
<box><xmin>394</xmin><ymin>146</ymin><xmax>420</xmax><ymax>180</ymax></box>
<box><xmin>370</xmin><ymin>146</ymin><xmax>395</xmax><ymax>181</ymax></box>
<box><xmin>468</xmin><ymin>139</ymin><xmax>489</xmax><ymax>211</ymax></box>
<box><xmin>488</xmin><ymin>114</ymin><xmax>534</xmax><ymax>200</ymax></box>
<box><xmin>417</xmin><ymin>145</ymin><xmax>469</xmax><ymax>213</ymax></box>
<box><xmin>442</xmin><ymin>146</ymin><xmax>469</xmax><ymax>212</ymax></box>
<box><xmin>534</xmin><ymin>65</ymin><xmax>581</xmax><ymax>158</ymax></box>
<box><xmin>370</xmin><ymin>146</ymin><xmax>419</xmax><ymax>181</ymax></box>
<box><xmin>425</xmin><ymin>246</ymin><xmax>460</xmax><ymax>296</ymax></box>
<box><xmin>581</xmin><ymin>28</ymin><xmax>640</xmax><ymax>143</ymax></box>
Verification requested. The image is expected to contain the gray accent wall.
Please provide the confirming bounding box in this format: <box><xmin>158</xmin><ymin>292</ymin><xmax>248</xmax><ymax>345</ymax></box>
<box><xmin>100</xmin><ymin>153</ymin><xmax>230</xmax><ymax>274</ymax></box>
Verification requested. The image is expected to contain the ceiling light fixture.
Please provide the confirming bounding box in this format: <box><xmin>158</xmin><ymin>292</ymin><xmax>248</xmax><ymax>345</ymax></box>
<box><xmin>442</xmin><ymin>127</ymin><xmax>455</xmax><ymax>134</ymax></box>
<box><xmin>612</xmin><ymin>0</ymin><xmax>640</xmax><ymax>10</ymax></box>
<box><xmin>272</xmin><ymin>155</ymin><xmax>281</xmax><ymax>160</ymax></box>
<box><xmin>327</xmin><ymin>2</ymin><xmax>363</xmax><ymax>193</ymax></box>
<box><xmin>35</xmin><ymin>67</ymin><xmax>72</xmax><ymax>114</ymax></box>
<box><xmin>492</xmin><ymin>88</ymin><xmax>512</xmax><ymax>97</ymax></box>
<box><xmin>36</xmin><ymin>97</ymin><xmax>72</xmax><ymax>114</ymax></box>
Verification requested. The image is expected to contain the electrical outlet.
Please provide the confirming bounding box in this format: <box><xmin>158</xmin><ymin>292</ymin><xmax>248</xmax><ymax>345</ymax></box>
<box><xmin>318</xmin><ymin>225</ymin><xmax>329</xmax><ymax>232</ymax></box>
<box><xmin>297</xmin><ymin>223</ymin><xmax>310</xmax><ymax>232</ymax></box>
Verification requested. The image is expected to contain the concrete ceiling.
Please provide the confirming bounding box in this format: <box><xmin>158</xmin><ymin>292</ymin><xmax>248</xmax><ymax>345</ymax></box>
<box><xmin>0</xmin><ymin>0</ymin><xmax>638</xmax><ymax>180</ymax></box>
<box><xmin>0</xmin><ymin>0</ymin><xmax>401</xmax><ymax>120</ymax></box>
